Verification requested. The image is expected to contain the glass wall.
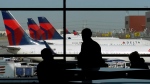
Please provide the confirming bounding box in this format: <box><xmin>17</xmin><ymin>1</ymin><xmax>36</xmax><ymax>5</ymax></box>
<box><xmin>0</xmin><ymin>0</ymin><xmax>149</xmax><ymax>79</ymax></box>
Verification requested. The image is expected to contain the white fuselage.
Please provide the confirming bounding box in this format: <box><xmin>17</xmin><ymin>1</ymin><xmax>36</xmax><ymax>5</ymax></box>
<box><xmin>61</xmin><ymin>34</ymin><xmax>119</xmax><ymax>39</ymax></box>
<box><xmin>6</xmin><ymin>44</ymin><xmax>150</xmax><ymax>62</ymax></box>
<box><xmin>43</xmin><ymin>39</ymin><xmax>150</xmax><ymax>46</ymax></box>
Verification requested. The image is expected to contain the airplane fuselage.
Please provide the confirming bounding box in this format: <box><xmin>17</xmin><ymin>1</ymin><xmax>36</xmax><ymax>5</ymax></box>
<box><xmin>6</xmin><ymin>44</ymin><xmax>150</xmax><ymax>62</ymax></box>
<box><xmin>43</xmin><ymin>39</ymin><xmax>150</xmax><ymax>46</ymax></box>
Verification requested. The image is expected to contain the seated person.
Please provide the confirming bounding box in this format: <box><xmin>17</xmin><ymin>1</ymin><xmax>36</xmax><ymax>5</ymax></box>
<box><xmin>127</xmin><ymin>51</ymin><xmax>149</xmax><ymax>78</ymax></box>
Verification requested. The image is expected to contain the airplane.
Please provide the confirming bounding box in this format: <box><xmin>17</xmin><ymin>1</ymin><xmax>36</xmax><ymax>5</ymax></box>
<box><xmin>61</xmin><ymin>34</ymin><xmax>120</xmax><ymax>39</ymax></box>
<box><xmin>27</xmin><ymin>17</ymin><xmax>119</xmax><ymax>41</ymax></box>
<box><xmin>28</xmin><ymin>18</ymin><xmax>74</xmax><ymax>40</ymax></box>
<box><xmin>73</xmin><ymin>30</ymin><xmax>79</xmax><ymax>35</ymax></box>
<box><xmin>34</xmin><ymin>17</ymin><xmax>150</xmax><ymax>46</ymax></box>
<box><xmin>17</xmin><ymin>13</ymin><xmax>150</xmax><ymax>47</ymax></box>
<box><xmin>0</xmin><ymin>10</ymin><xmax>75</xmax><ymax>61</ymax></box>
<box><xmin>28</xmin><ymin>17</ymin><xmax>150</xmax><ymax>46</ymax></box>
<box><xmin>1</xmin><ymin>11</ymin><xmax>150</xmax><ymax>63</ymax></box>
<box><xmin>37</xmin><ymin>16</ymin><xmax>120</xmax><ymax>40</ymax></box>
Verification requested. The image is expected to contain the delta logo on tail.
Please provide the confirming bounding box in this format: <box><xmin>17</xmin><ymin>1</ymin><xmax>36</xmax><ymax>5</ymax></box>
<box><xmin>1</xmin><ymin>10</ymin><xmax>44</xmax><ymax>45</ymax></box>
<box><xmin>27</xmin><ymin>18</ymin><xmax>45</xmax><ymax>40</ymax></box>
<box><xmin>2</xmin><ymin>11</ymin><xmax>28</xmax><ymax>45</ymax></box>
<box><xmin>38</xmin><ymin>17</ymin><xmax>63</xmax><ymax>39</ymax></box>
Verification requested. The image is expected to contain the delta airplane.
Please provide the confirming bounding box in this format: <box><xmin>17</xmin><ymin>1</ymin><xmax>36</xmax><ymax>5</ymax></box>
<box><xmin>0</xmin><ymin>10</ymin><xmax>75</xmax><ymax>61</ymax></box>
<box><xmin>37</xmin><ymin>17</ymin><xmax>119</xmax><ymax>40</ymax></box>
<box><xmin>28</xmin><ymin>18</ymin><xmax>120</xmax><ymax>44</ymax></box>
<box><xmin>1</xmin><ymin>10</ymin><xmax>150</xmax><ymax>62</ymax></box>
<box><xmin>27</xmin><ymin>17</ymin><xmax>150</xmax><ymax>46</ymax></box>
<box><xmin>28</xmin><ymin>18</ymin><xmax>63</xmax><ymax>40</ymax></box>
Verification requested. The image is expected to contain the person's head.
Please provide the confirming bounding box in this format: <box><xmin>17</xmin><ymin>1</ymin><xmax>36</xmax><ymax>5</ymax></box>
<box><xmin>41</xmin><ymin>48</ymin><xmax>53</xmax><ymax>61</ymax></box>
<box><xmin>81</xmin><ymin>28</ymin><xmax>92</xmax><ymax>41</ymax></box>
<box><xmin>129</xmin><ymin>51</ymin><xmax>140</xmax><ymax>62</ymax></box>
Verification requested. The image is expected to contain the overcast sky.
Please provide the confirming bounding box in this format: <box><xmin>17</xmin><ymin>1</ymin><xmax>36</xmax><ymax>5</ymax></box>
<box><xmin>0</xmin><ymin>0</ymin><xmax>149</xmax><ymax>32</ymax></box>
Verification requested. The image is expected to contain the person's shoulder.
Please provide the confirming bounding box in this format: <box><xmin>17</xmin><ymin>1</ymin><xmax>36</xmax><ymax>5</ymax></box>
<box><xmin>93</xmin><ymin>40</ymin><xmax>100</xmax><ymax>45</ymax></box>
<box><xmin>37</xmin><ymin>61</ymin><xmax>44</xmax><ymax>67</ymax></box>
<box><xmin>92</xmin><ymin>40</ymin><xmax>98</xmax><ymax>43</ymax></box>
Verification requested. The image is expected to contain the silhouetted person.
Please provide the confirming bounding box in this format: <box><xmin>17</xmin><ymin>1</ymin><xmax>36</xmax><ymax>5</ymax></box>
<box><xmin>138</xmin><ymin>58</ymin><xmax>149</xmax><ymax>69</ymax></box>
<box><xmin>77</xmin><ymin>28</ymin><xmax>105</xmax><ymax>83</ymax></box>
<box><xmin>37</xmin><ymin>48</ymin><xmax>64</xmax><ymax>84</ymax></box>
<box><xmin>129</xmin><ymin>51</ymin><xmax>149</xmax><ymax>69</ymax></box>
<box><xmin>127</xmin><ymin>51</ymin><xmax>149</xmax><ymax>78</ymax></box>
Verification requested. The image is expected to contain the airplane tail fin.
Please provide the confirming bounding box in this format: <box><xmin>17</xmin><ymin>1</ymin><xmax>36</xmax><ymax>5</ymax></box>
<box><xmin>66</xmin><ymin>28</ymin><xmax>71</xmax><ymax>34</ymax></box>
<box><xmin>27</xmin><ymin>18</ymin><xmax>43</xmax><ymax>40</ymax></box>
<box><xmin>73</xmin><ymin>30</ymin><xmax>79</xmax><ymax>35</ymax></box>
<box><xmin>27</xmin><ymin>22</ymin><xmax>35</xmax><ymax>40</ymax></box>
<box><xmin>1</xmin><ymin>10</ymin><xmax>43</xmax><ymax>45</ymax></box>
<box><xmin>38</xmin><ymin>17</ymin><xmax>63</xmax><ymax>39</ymax></box>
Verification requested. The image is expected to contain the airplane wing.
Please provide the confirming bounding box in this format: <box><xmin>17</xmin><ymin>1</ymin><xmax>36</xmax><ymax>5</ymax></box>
<box><xmin>43</xmin><ymin>40</ymin><xmax>56</xmax><ymax>55</ymax></box>
<box><xmin>0</xmin><ymin>45</ymin><xmax>21</xmax><ymax>50</ymax></box>
<box><xmin>43</xmin><ymin>40</ymin><xmax>51</xmax><ymax>49</ymax></box>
